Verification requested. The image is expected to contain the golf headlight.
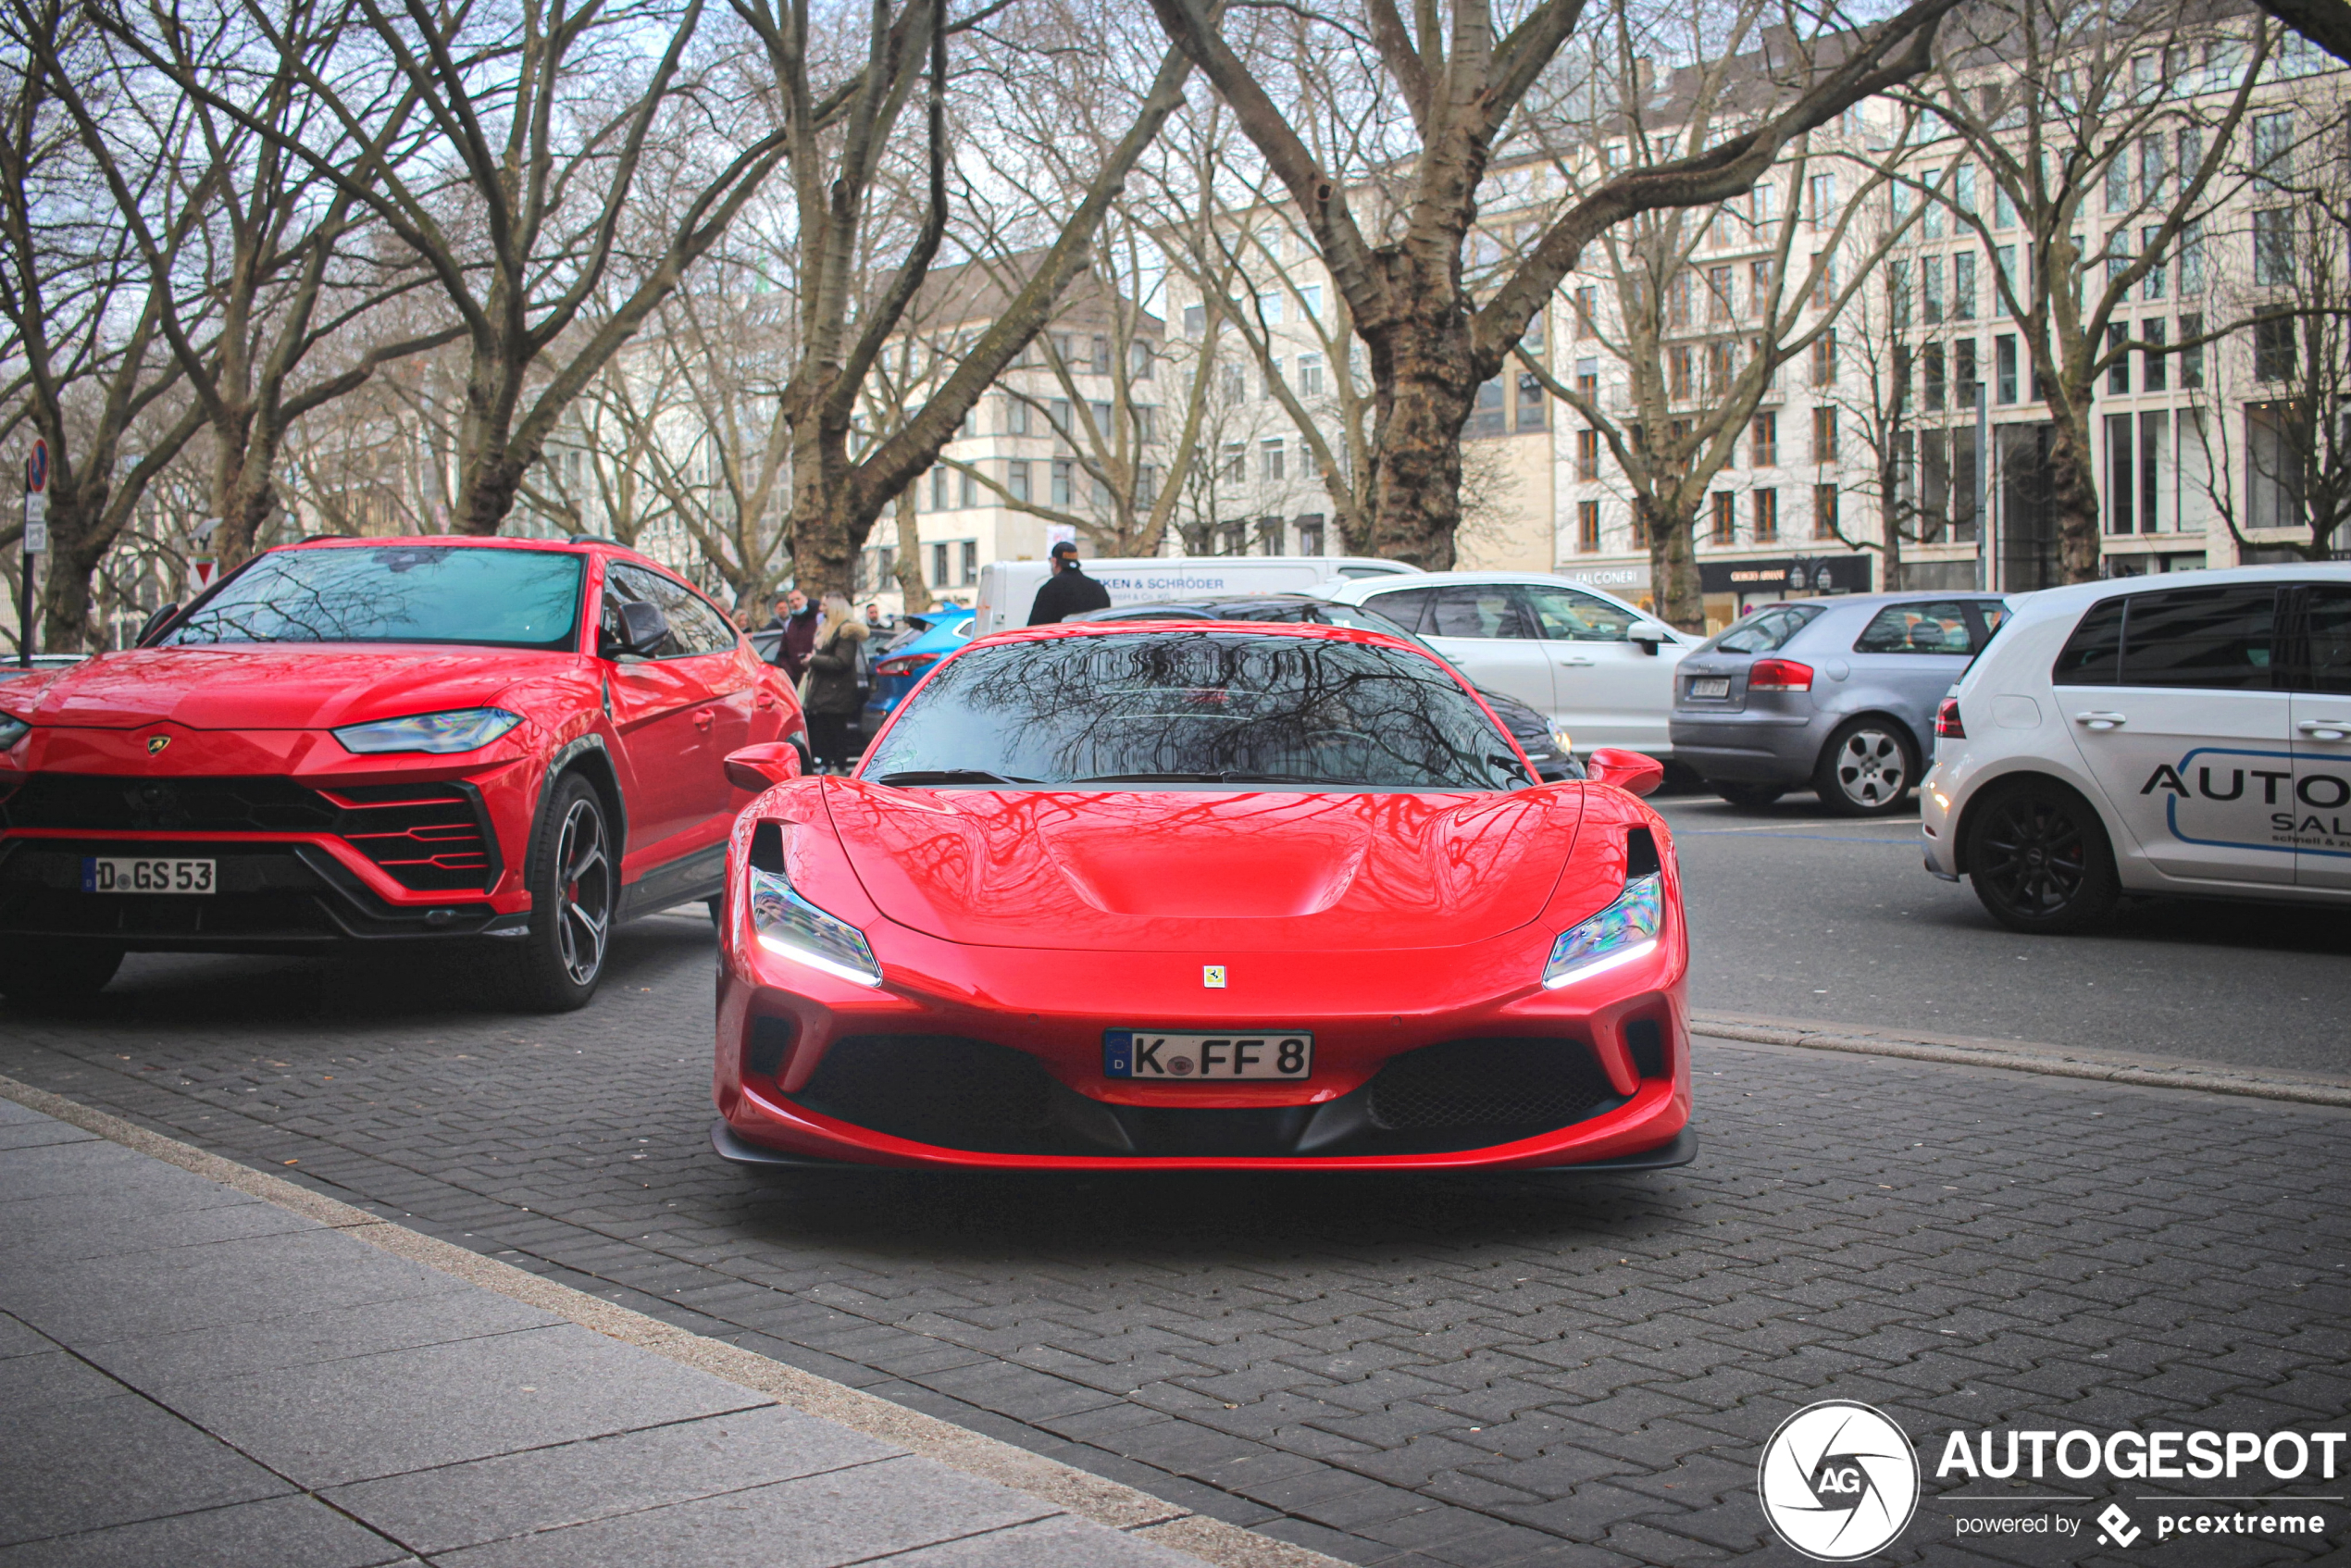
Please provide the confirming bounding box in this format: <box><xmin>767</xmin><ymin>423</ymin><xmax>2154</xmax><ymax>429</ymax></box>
<box><xmin>749</xmin><ymin>865</ymin><xmax>882</xmax><ymax>988</ymax></box>
<box><xmin>1542</xmin><ymin>874</ymin><xmax>1662</xmax><ymax>989</ymax></box>
<box><xmin>332</xmin><ymin>707</ymin><xmax>523</xmax><ymax>754</ymax></box>
<box><xmin>0</xmin><ymin>712</ymin><xmax>26</xmax><ymax>750</ymax></box>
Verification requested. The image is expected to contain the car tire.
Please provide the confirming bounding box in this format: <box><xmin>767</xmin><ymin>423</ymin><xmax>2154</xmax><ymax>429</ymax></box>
<box><xmin>0</xmin><ymin>940</ymin><xmax>124</xmax><ymax>1003</ymax></box>
<box><xmin>1813</xmin><ymin>719</ymin><xmax>1917</xmax><ymax>816</ymax></box>
<box><xmin>507</xmin><ymin>773</ymin><xmax>617</xmax><ymax>1013</ymax></box>
<box><xmin>1964</xmin><ymin>778</ymin><xmax>2120</xmax><ymax>934</ymax></box>
<box><xmin>1712</xmin><ymin>782</ymin><xmax>1785</xmax><ymax>808</ymax></box>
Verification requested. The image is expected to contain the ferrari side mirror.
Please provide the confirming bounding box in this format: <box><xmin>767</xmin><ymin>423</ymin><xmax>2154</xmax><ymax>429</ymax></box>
<box><xmin>725</xmin><ymin>740</ymin><xmax>805</xmax><ymax>793</ymax></box>
<box><xmin>1585</xmin><ymin>747</ymin><xmax>1664</xmax><ymax>797</ymax></box>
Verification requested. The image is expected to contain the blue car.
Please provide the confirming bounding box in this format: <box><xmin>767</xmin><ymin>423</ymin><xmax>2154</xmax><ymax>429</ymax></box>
<box><xmin>859</xmin><ymin>604</ymin><xmax>975</xmax><ymax>740</ymax></box>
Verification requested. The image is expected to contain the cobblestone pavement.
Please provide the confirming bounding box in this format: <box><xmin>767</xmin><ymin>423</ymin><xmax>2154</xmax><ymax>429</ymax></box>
<box><xmin>4</xmin><ymin>925</ymin><xmax>2349</xmax><ymax>1568</ymax></box>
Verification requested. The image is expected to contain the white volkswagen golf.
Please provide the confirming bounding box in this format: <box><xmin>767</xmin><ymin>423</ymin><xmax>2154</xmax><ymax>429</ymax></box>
<box><xmin>1922</xmin><ymin>565</ymin><xmax>2351</xmax><ymax>932</ymax></box>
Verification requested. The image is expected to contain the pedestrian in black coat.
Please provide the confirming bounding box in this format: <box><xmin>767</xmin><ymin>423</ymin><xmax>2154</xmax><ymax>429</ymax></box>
<box><xmin>1026</xmin><ymin>541</ymin><xmax>1111</xmax><ymax>625</ymax></box>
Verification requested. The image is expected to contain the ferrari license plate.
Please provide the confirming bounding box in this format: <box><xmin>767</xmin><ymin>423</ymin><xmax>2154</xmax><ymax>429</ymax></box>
<box><xmin>82</xmin><ymin>857</ymin><xmax>216</xmax><ymax>894</ymax></box>
<box><xmin>1104</xmin><ymin>1030</ymin><xmax>1312</xmax><ymax>1081</ymax></box>
<box><xmin>1689</xmin><ymin>678</ymin><xmax>1730</xmax><ymax>699</ymax></box>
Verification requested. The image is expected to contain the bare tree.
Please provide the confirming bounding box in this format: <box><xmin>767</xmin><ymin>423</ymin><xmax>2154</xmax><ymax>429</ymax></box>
<box><xmin>1896</xmin><ymin>0</ymin><xmax>2283</xmax><ymax>583</ymax></box>
<box><xmin>732</xmin><ymin>0</ymin><xmax>1195</xmax><ymax>596</ymax></box>
<box><xmin>1141</xmin><ymin>0</ymin><xmax>1967</xmax><ymax>570</ymax></box>
<box><xmin>2184</xmin><ymin>90</ymin><xmax>2351</xmax><ymax>561</ymax></box>
<box><xmin>0</xmin><ymin>0</ymin><xmax>209</xmax><ymax>652</ymax></box>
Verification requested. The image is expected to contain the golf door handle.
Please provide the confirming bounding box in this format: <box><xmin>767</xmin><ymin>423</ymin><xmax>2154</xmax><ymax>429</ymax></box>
<box><xmin>2073</xmin><ymin>711</ymin><xmax>2127</xmax><ymax>730</ymax></box>
<box><xmin>2300</xmin><ymin>717</ymin><xmax>2351</xmax><ymax>740</ymax></box>
<box><xmin>1556</xmin><ymin>655</ymin><xmax>1596</xmax><ymax>667</ymax></box>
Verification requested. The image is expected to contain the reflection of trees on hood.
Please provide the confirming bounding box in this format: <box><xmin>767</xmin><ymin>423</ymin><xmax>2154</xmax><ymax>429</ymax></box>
<box><xmin>167</xmin><ymin>549</ymin><xmax>580</xmax><ymax>649</ymax></box>
<box><xmin>871</xmin><ymin>632</ymin><xmax>1523</xmax><ymax>788</ymax></box>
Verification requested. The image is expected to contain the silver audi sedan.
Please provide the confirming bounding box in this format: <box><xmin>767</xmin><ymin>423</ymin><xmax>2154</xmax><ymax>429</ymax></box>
<box><xmin>1669</xmin><ymin>593</ymin><xmax>2011</xmax><ymax>815</ymax></box>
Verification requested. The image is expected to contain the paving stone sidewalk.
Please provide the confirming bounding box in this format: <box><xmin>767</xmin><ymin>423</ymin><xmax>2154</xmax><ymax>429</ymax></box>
<box><xmin>0</xmin><ymin>1097</ymin><xmax>1207</xmax><ymax>1568</ymax></box>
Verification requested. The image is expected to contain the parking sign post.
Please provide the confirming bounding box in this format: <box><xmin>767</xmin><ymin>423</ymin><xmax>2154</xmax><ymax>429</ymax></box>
<box><xmin>19</xmin><ymin>440</ymin><xmax>45</xmax><ymax>668</ymax></box>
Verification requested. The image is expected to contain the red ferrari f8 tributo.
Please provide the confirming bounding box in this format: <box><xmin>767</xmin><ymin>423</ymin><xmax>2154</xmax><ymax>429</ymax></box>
<box><xmin>712</xmin><ymin>620</ymin><xmax>1692</xmax><ymax>1171</ymax></box>
<box><xmin>0</xmin><ymin>536</ymin><xmax>803</xmax><ymax>1010</ymax></box>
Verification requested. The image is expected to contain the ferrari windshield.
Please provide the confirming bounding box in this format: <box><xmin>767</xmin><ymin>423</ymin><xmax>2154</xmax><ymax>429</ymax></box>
<box><xmin>863</xmin><ymin>630</ymin><xmax>1529</xmax><ymax>790</ymax></box>
<box><xmin>162</xmin><ymin>546</ymin><xmax>584</xmax><ymax>652</ymax></box>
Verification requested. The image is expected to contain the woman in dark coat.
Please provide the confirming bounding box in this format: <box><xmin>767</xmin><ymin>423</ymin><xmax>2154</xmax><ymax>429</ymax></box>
<box><xmin>801</xmin><ymin>593</ymin><xmax>869</xmax><ymax>771</ymax></box>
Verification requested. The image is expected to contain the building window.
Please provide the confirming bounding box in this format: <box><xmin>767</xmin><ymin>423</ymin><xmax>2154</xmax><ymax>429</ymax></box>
<box><xmin>2252</xmin><ymin>209</ymin><xmax>2295</xmax><ymax>287</ymax></box>
<box><xmin>1705</xmin><ymin>340</ymin><xmax>1734</xmax><ymax>396</ymax></box>
<box><xmin>1003</xmin><ymin>396</ymin><xmax>1031</xmax><ymax>437</ymax></box>
<box><xmin>1813</xmin><ymin>482</ymin><xmax>1839</xmax><ymax>540</ymax></box>
<box><xmin>1051</xmin><ymin>459</ymin><xmax>1074</xmax><ymax>508</ymax></box>
<box><xmin>1576</xmin><ymin>428</ymin><xmax>1599</xmax><ymax>481</ymax></box>
<box><xmin>1183</xmin><ymin>305</ymin><xmax>1205</xmax><ymax>337</ymax></box>
<box><xmin>2140</xmin><ymin>227</ymin><xmax>2165</xmax><ymax>299</ymax></box>
<box><xmin>931</xmin><ymin>467</ymin><xmax>950</xmax><ymax>511</ymax></box>
<box><xmin>1668</xmin><ymin>273</ymin><xmax>1693</xmax><ymax>329</ymax></box>
<box><xmin>2252</xmin><ymin>110</ymin><xmax>2294</xmax><ymax>190</ymax></box>
<box><xmin>1297</xmin><ymin>353</ymin><xmax>1324</xmax><ymax>397</ymax></box>
<box><xmin>1753</xmin><ymin>488</ymin><xmax>1779</xmax><ymax>542</ymax></box>
<box><xmin>1955</xmin><ymin>339</ymin><xmax>1978</xmax><ymax>403</ymax></box>
<box><xmin>1996</xmin><ymin>334</ymin><xmax>2018</xmax><ymax>404</ymax></box>
<box><xmin>959</xmin><ymin>467</ymin><xmax>977</xmax><ymax>508</ymax></box>
<box><xmin>1574</xmin><ymin>357</ymin><xmax>1598</xmax><ymax>401</ymax></box>
<box><xmin>1261</xmin><ymin>439</ymin><xmax>1285</xmax><ymax>482</ymax></box>
<box><xmin>1923</xmin><ymin>342</ymin><xmax>1947</xmax><ymax>411</ymax></box>
<box><xmin>1577</xmin><ymin>501</ymin><xmax>1601</xmax><ymax>554</ymax></box>
<box><xmin>1808</xmin><ymin>172</ymin><xmax>1835</xmax><ymax>225</ymax></box>
<box><xmin>1137</xmin><ymin>464</ymin><xmax>1159</xmax><ymax>506</ymax></box>
<box><xmin>2108</xmin><ymin>323</ymin><xmax>2130</xmax><ymax>394</ymax></box>
<box><xmin>1300</xmin><ymin>284</ymin><xmax>1323</xmax><ymax>319</ymax></box>
<box><xmin>1575</xmin><ymin>287</ymin><xmax>1597</xmax><ymax>339</ymax></box>
<box><xmin>1297</xmin><ymin>515</ymin><xmax>1325</xmax><ymax>555</ymax></box>
<box><xmin>1887</xmin><ymin>260</ymin><xmax>1911</xmax><ymax>330</ymax></box>
<box><xmin>1750</xmin><ymin>259</ymin><xmax>1773</xmax><ymax>314</ymax></box>
<box><xmin>1708</xmin><ymin>266</ymin><xmax>1735</xmax><ymax>323</ymax></box>
<box><xmin>1811</xmin><ymin>254</ymin><xmax>1835</xmax><ymax>310</ymax></box>
<box><xmin>959</xmin><ymin>541</ymin><xmax>977</xmax><ymax>585</ymax></box>
<box><xmin>1812</xmin><ymin>406</ymin><xmax>1838</xmax><ymax>464</ymax></box>
<box><xmin>1711</xmin><ymin>491</ymin><xmax>1735</xmax><ymax>544</ymax></box>
<box><xmin>1220</xmin><ymin>443</ymin><xmax>1244</xmax><ymax>483</ymax></box>
<box><xmin>1131</xmin><ymin>340</ymin><xmax>1155</xmax><ymax>380</ymax></box>
<box><xmin>1922</xmin><ymin>255</ymin><xmax>1945</xmax><ymax>325</ymax></box>
<box><xmin>2141</xmin><ymin>319</ymin><xmax>2167</xmax><ymax>392</ymax></box>
<box><xmin>1219</xmin><ymin>362</ymin><xmax>1246</xmax><ymax>404</ymax></box>
<box><xmin>1471</xmin><ymin>378</ymin><xmax>1507</xmax><ymax>436</ymax></box>
<box><xmin>1517</xmin><ymin>373</ymin><xmax>1548</xmax><ymax>431</ymax></box>
<box><xmin>1952</xmin><ymin>252</ymin><xmax>1977</xmax><ymax>320</ymax></box>
<box><xmin>1091</xmin><ymin>335</ymin><xmax>1112</xmax><ymax>375</ymax></box>
<box><xmin>931</xmin><ymin>541</ymin><xmax>951</xmax><ymax>588</ymax></box>
<box><xmin>2178</xmin><ymin>218</ymin><xmax>2206</xmax><ymax>295</ymax></box>
<box><xmin>2181</xmin><ymin>314</ymin><xmax>2204</xmax><ymax>388</ymax></box>
<box><xmin>1255</xmin><ymin>290</ymin><xmax>1284</xmax><ymax>325</ymax></box>
<box><xmin>1669</xmin><ymin>347</ymin><xmax>1693</xmax><ymax>401</ymax></box>
<box><xmin>1752</xmin><ymin>411</ymin><xmax>1778</xmax><ymax>467</ymax></box>
<box><xmin>1007</xmin><ymin>459</ymin><xmax>1032</xmax><ymax>504</ymax></box>
<box><xmin>2247</xmin><ymin>404</ymin><xmax>2304</xmax><ymax>529</ymax></box>
<box><xmin>1810</xmin><ymin>330</ymin><xmax>1835</xmax><ymax>388</ymax></box>
<box><xmin>1254</xmin><ymin>517</ymin><xmax>1285</xmax><ymax>555</ymax></box>
<box><xmin>2106</xmin><ymin>413</ymin><xmax>2135</xmax><ymax>532</ymax></box>
<box><xmin>1049</xmin><ymin>397</ymin><xmax>1071</xmax><ymax>435</ymax></box>
<box><xmin>2253</xmin><ymin>313</ymin><xmax>2295</xmax><ymax>382</ymax></box>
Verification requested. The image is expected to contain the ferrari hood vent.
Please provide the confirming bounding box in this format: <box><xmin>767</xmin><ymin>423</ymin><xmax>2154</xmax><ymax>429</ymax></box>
<box><xmin>823</xmin><ymin>783</ymin><xmax>1585</xmax><ymax>952</ymax></box>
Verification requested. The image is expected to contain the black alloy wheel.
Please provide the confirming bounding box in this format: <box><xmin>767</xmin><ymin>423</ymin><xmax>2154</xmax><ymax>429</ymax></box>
<box><xmin>1965</xmin><ymin>779</ymin><xmax>2120</xmax><ymax>934</ymax></box>
<box><xmin>1814</xmin><ymin>718</ymin><xmax>1918</xmax><ymax>817</ymax></box>
<box><xmin>509</xmin><ymin>774</ymin><xmax>616</xmax><ymax>1012</ymax></box>
<box><xmin>1712</xmin><ymin>781</ymin><xmax>1785</xmax><ymax>809</ymax></box>
<box><xmin>0</xmin><ymin>939</ymin><xmax>125</xmax><ymax>1004</ymax></box>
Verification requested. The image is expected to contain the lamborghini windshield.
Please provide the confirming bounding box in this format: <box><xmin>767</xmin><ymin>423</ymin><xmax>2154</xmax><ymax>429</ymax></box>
<box><xmin>862</xmin><ymin>629</ymin><xmax>1529</xmax><ymax>791</ymax></box>
<box><xmin>163</xmin><ymin>546</ymin><xmax>584</xmax><ymax>652</ymax></box>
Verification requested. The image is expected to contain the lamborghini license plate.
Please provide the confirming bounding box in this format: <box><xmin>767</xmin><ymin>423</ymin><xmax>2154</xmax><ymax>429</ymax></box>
<box><xmin>82</xmin><ymin>856</ymin><xmax>216</xmax><ymax>894</ymax></box>
<box><xmin>1104</xmin><ymin>1030</ymin><xmax>1312</xmax><ymax>1080</ymax></box>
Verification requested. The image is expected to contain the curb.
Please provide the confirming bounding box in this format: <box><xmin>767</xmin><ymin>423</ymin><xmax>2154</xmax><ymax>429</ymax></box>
<box><xmin>0</xmin><ymin>1072</ymin><xmax>1348</xmax><ymax>1568</ymax></box>
<box><xmin>1691</xmin><ymin>1013</ymin><xmax>2351</xmax><ymax>1110</ymax></box>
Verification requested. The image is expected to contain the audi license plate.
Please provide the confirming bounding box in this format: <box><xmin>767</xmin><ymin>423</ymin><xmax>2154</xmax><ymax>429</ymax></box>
<box><xmin>1689</xmin><ymin>678</ymin><xmax>1731</xmax><ymax>699</ymax></box>
<box><xmin>1104</xmin><ymin>1030</ymin><xmax>1312</xmax><ymax>1080</ymax></box>
<box><xmin>82</xmin><ymin>857</ymin><xmax>216</xmax><ymax>894</ymax></box>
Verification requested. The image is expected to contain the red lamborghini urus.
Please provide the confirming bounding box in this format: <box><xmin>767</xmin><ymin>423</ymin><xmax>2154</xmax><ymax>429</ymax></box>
<box><xmin>0</xmin><ymin>537</ymin><xmax>802</xmax><ymax>1010</ymax></box>
<box><xmin>711</xmin><ymin>621</ymin><xmax>1694</xmax><ymax>1172</ymax></box>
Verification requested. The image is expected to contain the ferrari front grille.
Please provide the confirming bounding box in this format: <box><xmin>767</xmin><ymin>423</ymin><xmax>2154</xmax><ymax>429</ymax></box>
<box><xmin>798</xmin><ymin>1035</ymin><xmax>1055</xmax><ymax>1149</ymax></box>
<box><xmin>1365</xmin><ymin>1038</ymin><xmax>1618</xmax><ymax>1132</ymax></box>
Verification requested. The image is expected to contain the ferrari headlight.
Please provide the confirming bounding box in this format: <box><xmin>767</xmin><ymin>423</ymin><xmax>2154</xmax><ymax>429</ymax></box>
<box><xmin>749</xmin><ymin>865</ymin><xmax>882</xmax><ymax>988</ymax></box>
<box><xmin>1542</xmin><ymin>874</ymin><xmax>1662</xmax><ymax>989</ymax></box>
<box><xmin>332</xmin><ymin>707</ymin><xmax>523</xmax><ymax>754</ymax></box>
<box><xmin>0</xmin><ymin>711</ymin><xmax>27</xmax><ymax>750</ymax></box>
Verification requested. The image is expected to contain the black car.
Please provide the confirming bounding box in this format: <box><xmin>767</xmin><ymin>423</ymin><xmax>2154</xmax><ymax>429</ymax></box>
<box><xmin>1065</xmin><ymin>594</ymin><xmax>1584</xmax><ymax>781</ymax></box>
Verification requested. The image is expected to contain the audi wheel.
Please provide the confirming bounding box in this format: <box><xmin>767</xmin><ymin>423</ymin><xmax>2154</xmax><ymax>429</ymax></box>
<box><xmin>1814</xmin><ymin>719</ymin><xmax>1917</xmax><ymax>817</ymax></box>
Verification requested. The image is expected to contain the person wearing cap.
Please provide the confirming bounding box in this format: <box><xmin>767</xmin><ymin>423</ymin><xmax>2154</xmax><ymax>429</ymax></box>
<box><xmin>1026</xmin><ymin>540</ymin><xmax>1112</xmax><ymax>625</ymax></box>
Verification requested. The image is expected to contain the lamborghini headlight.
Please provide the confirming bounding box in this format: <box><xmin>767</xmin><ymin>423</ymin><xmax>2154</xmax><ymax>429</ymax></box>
<box><xmin>749</xmin><ymin>864</ymin><xmax>882</xmax><ymax>988</ymax></box>
<box><xmin>1542</xmin><ymin>875</ymin><xmax>1662</xmax><ymax>989</ymax></box>
<box><xmin>332</xmin><ymin>707</ymin><xmax>522</xmax><ymax>754</ymax></box>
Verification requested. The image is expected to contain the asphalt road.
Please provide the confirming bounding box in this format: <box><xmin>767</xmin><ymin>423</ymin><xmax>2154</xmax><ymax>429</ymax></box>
<box><xmin>4</xmin><ymin>931</ymin><xmax>2348</xmax><ymax>1568</ymax></box>
<box><xmin>1651</xmin><ymin>789</ymin><xmax>2351</xmax><ymax>1076</ymax></box>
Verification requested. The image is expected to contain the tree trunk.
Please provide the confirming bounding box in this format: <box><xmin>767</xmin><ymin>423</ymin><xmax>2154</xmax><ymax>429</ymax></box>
<box><xmin>1879</xmin><ymin>454</ymin><xmax>1905</xmax><ymax>591</ymax></box>
<box><xmin>39</xmin><ymin>490</ymin><xmax>110</xmax><ymax>653</ymax></box>
<box><xmin>1639</xmin><ymin>498</ymin><xmax>1704</xmax><ymax>632</ymax></box>
<box><xmin>2046</xmin><ymin>404</ymin><xmax>2102</xmax><ymax>585</ymax></box>
<box><xmin>212</xmin><ymin>416</ymin><xmax>285</xmax><ymax>566</ymax></box>
<box><xmin>1360</xmin><ymin>317</ymin><xmax>1474</xmax><ymax>568</ymax></box>
<box><xmin>891</xmin><ymin>488</ymin><xmax>931</xmax><ymax>613</ymax></box>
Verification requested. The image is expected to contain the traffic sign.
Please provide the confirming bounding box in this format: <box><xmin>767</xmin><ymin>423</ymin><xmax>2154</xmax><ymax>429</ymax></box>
<box><xmin>22</xmin><ymin>491</ymin><xmax>44</xmax><ymax>554</ymax></box>
<box><xmin>25</xmin><ymin>440</ymin><xmax>47</xmax><ymax>494</ymax></box>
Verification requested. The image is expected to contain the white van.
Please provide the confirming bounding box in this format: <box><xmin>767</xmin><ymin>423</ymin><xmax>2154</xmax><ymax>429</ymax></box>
<box><xmin>971</xmin><ymin>556</ymin><xmax>1421</xmax><ymax>637</ymax></box>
